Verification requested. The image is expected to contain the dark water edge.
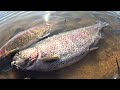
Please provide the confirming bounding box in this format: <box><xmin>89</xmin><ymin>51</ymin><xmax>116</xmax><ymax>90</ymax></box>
<box><xmin>0</xmin><ymin>11</ymin><xmax>120</xmax><ymax>79</ymax></box>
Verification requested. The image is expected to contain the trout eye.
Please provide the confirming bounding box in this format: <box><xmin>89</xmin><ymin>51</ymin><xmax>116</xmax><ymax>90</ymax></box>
<box><xmin>16</xmin><ymin>52</ymin><xmax>21</xmax><ymax>56</ymax></box>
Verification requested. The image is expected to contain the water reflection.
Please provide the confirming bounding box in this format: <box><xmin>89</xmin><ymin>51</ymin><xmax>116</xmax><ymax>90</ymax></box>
<box><xmin>0</xmin><ymin>11</ymin><xmax>120</xmax><ymax>79</ymax></box>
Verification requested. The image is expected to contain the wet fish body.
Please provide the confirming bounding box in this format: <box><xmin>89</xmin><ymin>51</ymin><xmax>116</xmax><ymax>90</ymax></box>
<box><xmin>12</xmin><ymin>21</ymin><xmax>109</xmax><ymax>72</ymax></box>
<box><xmin>0</xmin><ymin>20</ymin><xmax>62</xmax><ymax>59</ymax></box>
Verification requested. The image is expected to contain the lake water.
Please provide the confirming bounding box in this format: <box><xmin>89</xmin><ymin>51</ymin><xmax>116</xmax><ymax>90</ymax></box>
<box><xmin>0</xmin><ymin>11</ymin><xmax>120</xmax><ymax>79</ymax></box>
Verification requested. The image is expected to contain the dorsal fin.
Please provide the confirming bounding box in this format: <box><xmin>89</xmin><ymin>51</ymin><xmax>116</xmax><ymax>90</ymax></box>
<box><xmin>10</xmin><ymin>28</ymin><xmax>24</xmax><ymax>39</ymax></box>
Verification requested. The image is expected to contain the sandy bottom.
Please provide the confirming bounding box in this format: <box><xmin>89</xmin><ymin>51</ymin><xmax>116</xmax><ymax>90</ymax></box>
<box><xmin>0</xmin><ymin>11</ymin><xmax>120</xmax><ymax>79</ymax></box>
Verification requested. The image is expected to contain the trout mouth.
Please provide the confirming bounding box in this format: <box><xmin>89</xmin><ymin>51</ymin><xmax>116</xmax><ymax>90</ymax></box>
<box><xmin>11</xmin><ymin>51</ymin><xmax>39</xmax><ymax>70</ymax></box>
<box><xmin>11</xmin><ymin>61</ymin><xmax>22</xmax><ymax>70</ymax></box>
<box><xmin>11</xmin><ymin>59</ymin><xmax>36</xmax><ymax>70</ymax></box>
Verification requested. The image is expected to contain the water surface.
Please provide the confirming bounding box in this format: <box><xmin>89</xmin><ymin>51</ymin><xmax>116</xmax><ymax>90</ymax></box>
<box><xmin>0</xmin><ymin>11</ymin><xmax>120</xmax><ymax>79</ymax></box>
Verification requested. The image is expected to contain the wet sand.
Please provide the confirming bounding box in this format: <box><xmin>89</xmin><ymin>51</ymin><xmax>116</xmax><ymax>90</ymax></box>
<box><xmin>0</xmin><ymin>11</ymin><xmax>120</xmax><ymax>79</ymax></box>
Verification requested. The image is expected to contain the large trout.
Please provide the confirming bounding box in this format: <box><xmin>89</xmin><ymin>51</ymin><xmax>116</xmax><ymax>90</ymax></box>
<box><xmin>11</xmin><ymin>21</ymin><xmax>109</xmax><ymax>72</ymax></box>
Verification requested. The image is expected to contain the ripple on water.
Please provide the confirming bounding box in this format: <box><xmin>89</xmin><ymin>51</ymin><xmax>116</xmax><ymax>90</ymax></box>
<box><xmin>0</xmin><ymin>11</ymin><xmax>120</xmax><ymax>79</ymax></box>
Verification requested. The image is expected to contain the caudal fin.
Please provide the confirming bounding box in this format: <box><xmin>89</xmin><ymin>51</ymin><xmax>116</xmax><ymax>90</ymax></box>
<box><xmin>96</xmin><ymin>20</ymin><xmax>109</xmax><ymax>27</ymax></box>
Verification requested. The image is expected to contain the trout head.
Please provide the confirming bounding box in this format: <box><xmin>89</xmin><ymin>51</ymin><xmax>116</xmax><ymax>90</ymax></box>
<box><xmin>11</xmin><ymin>48</ymin><xmax>41</xmax><ymax>70</ymax></box>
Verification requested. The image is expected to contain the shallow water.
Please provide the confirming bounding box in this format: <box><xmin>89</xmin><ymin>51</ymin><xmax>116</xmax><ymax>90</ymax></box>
<box><xmin>0</xmin><ymin>11</ymin><xmax>120</xmax><ymax>79</ymax></box>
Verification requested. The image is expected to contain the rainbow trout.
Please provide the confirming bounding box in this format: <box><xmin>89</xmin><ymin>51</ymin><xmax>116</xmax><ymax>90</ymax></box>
<box><xmin>0</xmin><ymin>20</ymin><xmax>63</xmax><ymax>60</ymax></box>
<box><xmin>11</xmin><ymin>21</ymin><xmax>109</xmax><ymax>72</ymax></box>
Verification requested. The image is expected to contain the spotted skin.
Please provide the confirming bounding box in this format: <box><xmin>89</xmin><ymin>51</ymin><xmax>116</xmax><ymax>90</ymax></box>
<box><xmin>12</xmin><ymin>21</ymin><xmax>109</xmax><ymax>72</ymax></box>
<box><xmin>0</xmin><ymin>20</ymin><xmax>60</xmax><ymax>61</ymax></box>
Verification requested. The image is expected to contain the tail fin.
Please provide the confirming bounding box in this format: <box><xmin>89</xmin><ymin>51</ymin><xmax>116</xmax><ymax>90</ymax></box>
<box><xmin>96</xmin><ymin>20</ymin><xmax>109</xmax><ymax>27</ymax></box>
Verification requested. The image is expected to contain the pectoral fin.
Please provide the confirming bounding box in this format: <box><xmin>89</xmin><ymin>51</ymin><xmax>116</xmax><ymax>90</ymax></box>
<box><xmin>0</xmin><ymin>48</ymin><xmax>19</xmax><ymax>60</ymax></box>
<box><xmin>6</xmin><ymin>48</ymin><xmax>20</xmax><ymax>57</ymax></box>
<box><xmin>43</xmin><ymin>32</ymin><xmax>50</xmax><ymax>38</ymax></box>
<box><xmin>89</xmin><ymin>47</ymin><xmax>98</xmax><ymax>51</ymax></box>
<box><xmin>37</xmin><ymin>32</ymin><xmax>50</xmax><ymax>41</ymax></box>
<box><xmin>42</xmin><ymin>54</ymin><xmax>60</xmax><ymax>63</ymax></box>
